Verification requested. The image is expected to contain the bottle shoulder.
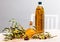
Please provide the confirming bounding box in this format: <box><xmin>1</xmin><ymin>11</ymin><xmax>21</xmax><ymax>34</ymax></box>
<box><xmin>36</xmin><ymin>6</ymin><xmax>44</xmax><ymax>10</ymax></box>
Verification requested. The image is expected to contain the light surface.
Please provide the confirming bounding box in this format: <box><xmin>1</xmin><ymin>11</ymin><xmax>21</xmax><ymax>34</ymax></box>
<box><xmin>0</xmin><ymin>29</ymin><xmax>60</xmax><ymax>42</ymax></box>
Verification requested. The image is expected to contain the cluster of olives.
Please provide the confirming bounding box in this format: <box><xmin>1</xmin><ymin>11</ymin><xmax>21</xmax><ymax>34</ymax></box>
<box><xmin>24</xmin><ymin>32</ymin><xmax>52</xmax><ymax>40</ymax></box>
<box><xmin>32</xmin><ymin>32</ymin><xmax>51</xmax><ymax>39</ymax></box>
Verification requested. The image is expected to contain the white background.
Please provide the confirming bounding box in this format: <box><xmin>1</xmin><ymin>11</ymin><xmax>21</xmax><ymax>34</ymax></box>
<box><xmin>0</xmin><ymin>0</ymin><xmax>60</xmax><ymax>32</ymax></box>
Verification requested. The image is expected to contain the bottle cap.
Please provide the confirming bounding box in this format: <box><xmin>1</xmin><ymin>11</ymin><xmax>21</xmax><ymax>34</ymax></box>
<box><xmin>38</xmin><ymin>2</ymin><xmax>42</xmax><ymax>5</ymax></box>
<box><xmin>29</xmin><ymin>21</ymin><xmax>33</xmax><ymax>25</ymax></box>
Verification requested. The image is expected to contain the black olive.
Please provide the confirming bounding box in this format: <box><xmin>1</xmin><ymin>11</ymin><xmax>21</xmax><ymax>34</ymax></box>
<box><xmin>24</xmin><ymin>36</ymin><xmax>29</xmax><ymax>40</ymax></box>
<box><xmin>44</xmin><ymin>37</ymin><xmax>47</xmax><ymax>39</ymax></box>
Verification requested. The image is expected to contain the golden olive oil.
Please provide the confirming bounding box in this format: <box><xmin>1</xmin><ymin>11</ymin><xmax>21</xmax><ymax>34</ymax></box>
<box><xmin>35</xmin><ymin>2</ymin><xmax>44</xmax><ymax>33</ymax></box>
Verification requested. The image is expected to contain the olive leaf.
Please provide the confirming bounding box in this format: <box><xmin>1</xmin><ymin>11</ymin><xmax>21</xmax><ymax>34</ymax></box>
<box><xmin>2</xmin><ymin>28</ymin><xmax>10</xmax><ymax>33</ymax></box>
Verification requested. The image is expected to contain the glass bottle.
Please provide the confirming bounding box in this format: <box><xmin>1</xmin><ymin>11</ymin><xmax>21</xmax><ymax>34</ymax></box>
<box><xmin>25</xmin><ymin>21</ymin><xmax>36</xmax><ymax>38</ymax></box>
<box><xmin>35</xmin><ymin>2</ymin><xmax>44</xmax><ymax>33</ymax></box>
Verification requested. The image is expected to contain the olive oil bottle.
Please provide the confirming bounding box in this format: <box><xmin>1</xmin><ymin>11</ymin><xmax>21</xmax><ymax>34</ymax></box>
<box><xmin>35</xmin><ymin>2</ymin><xmax>44</xmax><ymax>33</ymax></box>
<box><xmin>25</xmin><ymin>21</ymin><xmax>36</xmax><ymax>38</ymax></box>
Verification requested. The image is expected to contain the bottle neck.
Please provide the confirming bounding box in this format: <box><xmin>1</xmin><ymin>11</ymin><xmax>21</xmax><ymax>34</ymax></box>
<box><xmin>29</xmin><ymin>25</ymin><xmax>33</xmax><ymax>28</ymax></box>
<box><xmin>38</xmin><ymin>4</ymin><xmax>42</xmax><ymax>6</ymax></box>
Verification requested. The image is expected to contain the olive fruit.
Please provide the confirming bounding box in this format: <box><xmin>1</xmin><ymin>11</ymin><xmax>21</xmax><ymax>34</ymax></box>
<box><xmin>24</xmin><ymin>36</ymin><xmax>29</xmax><ymax>40</ymax></box>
